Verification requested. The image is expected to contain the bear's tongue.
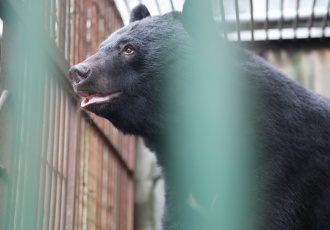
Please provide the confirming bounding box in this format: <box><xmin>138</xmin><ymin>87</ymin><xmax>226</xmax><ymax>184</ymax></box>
<box><xmin>80</xmin><ymin>92</ymin><xmax>122</xmax><ymax>108</ymax></box>
<box><xmin>81</xmin><ymin>95</ymin><xmax>113</xmax><ymax>107</ymax></box>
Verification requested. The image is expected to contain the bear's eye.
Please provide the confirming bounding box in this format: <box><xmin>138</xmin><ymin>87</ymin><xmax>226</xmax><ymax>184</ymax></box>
<box><xmin>123</xmin><ymin>45</ymin><xmax>134</xmax><ymax>55</ymax></box>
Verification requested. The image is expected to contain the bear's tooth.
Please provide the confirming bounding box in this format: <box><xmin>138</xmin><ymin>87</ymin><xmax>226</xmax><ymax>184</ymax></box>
<box><xmin>81</xmin><ymin>97</ymin><xmax>90</xmax><ymax>107</ymax></box>
<box><xmin>81</xmin><ymin>93</ymin><xmax>121</xmax><ymax>108</ymax></box>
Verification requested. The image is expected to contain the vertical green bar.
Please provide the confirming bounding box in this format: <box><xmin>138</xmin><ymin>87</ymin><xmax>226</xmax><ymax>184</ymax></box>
<box><xmin>1</xmin><ymin>0</ymin><xmax>47</xmax><ymax>229</ymax></box>
<box><xmin>166</xmin><ymin>0</ymin><xmax>257</xmax><ymax>229</ymax></box>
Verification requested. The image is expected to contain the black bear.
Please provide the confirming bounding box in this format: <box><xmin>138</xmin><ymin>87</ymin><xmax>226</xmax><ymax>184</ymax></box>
<box><xmin>69</xmin><ymin>1</ymin><xmax>330</xmax><ymax>229</ymax></box>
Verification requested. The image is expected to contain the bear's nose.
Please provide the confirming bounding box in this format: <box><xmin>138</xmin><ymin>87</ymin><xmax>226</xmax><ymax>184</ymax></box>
<box><xmin>69</xmin><ymin>65</ymin><xmax>91</xmax><ymax>84</ymax></box>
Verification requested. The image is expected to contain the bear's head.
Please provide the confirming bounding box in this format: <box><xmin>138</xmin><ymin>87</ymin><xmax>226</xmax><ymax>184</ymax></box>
<box><xmin>69</xmin><ymin>2</ymin><xmax>216</xmax><ymax>139</ymax></box>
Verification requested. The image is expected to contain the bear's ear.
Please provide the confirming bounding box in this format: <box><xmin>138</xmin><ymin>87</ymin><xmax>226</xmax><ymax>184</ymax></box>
<box><xmin>129</xmin><ymin>4</ymin><xmax>151</xmax><ymax>23</ymax></box>
<box><xmin>181</xmin><ymin>0</ymin><xmax>215</xmax><ymax>38</ymax></box>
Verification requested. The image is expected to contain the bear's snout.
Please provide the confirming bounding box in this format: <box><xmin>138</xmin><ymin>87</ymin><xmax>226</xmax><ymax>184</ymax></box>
<box><xmin>69</xmin><ymin>64</ymin><xmax>91</xmax><ymax>84</ymax></box>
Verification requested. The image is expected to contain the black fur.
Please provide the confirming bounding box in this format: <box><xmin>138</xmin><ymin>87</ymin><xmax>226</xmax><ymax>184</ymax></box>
<box><xmin>69</xmin><ymin>3</ymin><xmax>330</xmax><ymax>229</ymax></box>
<box><xmin>129</xmin><ymin>4</ymin><xmax>151</xmax><ymax>23</ymax></box>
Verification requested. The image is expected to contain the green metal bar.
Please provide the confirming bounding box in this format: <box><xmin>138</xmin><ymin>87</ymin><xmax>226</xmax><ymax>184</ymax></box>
<box><xmin>166</xmin><ymin>0</ymin><xmax>256</xmax><ymax>228</ymax></box>
<box><xmin>0</xmin><ymin>0</ymin><xmax>52</xmax><ymax>229</ymax></box>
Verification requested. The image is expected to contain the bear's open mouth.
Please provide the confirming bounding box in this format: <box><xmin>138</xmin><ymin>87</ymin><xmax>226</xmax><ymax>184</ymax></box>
<box><xmin>81</xmin><ymin>92</ymin><xmax>122</xmax><ymax>108</ymax></box>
